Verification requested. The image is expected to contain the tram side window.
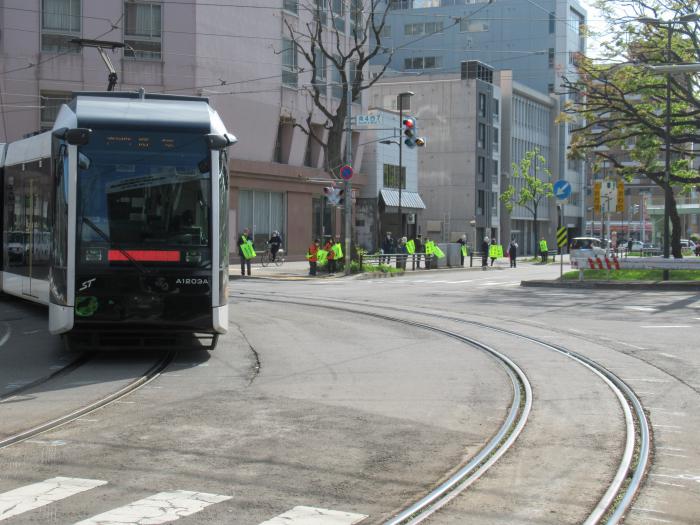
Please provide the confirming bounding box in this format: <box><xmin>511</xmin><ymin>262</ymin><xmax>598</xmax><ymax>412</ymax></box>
<box><xmin>50</xmin><ymin>149</ymin><xmax>69</xmax><ymax>305</ymax></box>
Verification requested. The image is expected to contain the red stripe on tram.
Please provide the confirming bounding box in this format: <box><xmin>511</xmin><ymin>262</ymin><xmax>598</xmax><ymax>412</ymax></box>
<box><xmin>108</xmin><ymin>250</ymin><xmax>181</xmax><ymax>262</ymax></box>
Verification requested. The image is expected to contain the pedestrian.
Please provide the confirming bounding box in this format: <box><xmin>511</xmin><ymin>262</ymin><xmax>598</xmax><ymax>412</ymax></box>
<box><xmin>268</xmin><ymin>230</ymin><xmax>283</xmax><ymax>261</ymax></box>
<box><xmin>381</xmin><ymin>232</ymin><xmax>395</xmax><ymax>264</ymax></box>
<box><xmin>457</xmin><ymin>235</ymin><xmax>467</xmax><ymax>266</ymax></box>
<box><xmin>481</xmin><ymin>236</ymin><xmax>489</xmax><ymax>269</ymax></box>
<box><xmin>397</xmin><ymin>237</ymin><xmax>408</xmax><ymax>269</ymax></box>
<box><xmin>490</xmin><ymin>238</ymin><xmax>498</xmax><ymax>266</ymax></box>
<box><xmin>508</xmin><ymin>239</ymin><xmax>518</xmax><ymax>268</ymax></box>
<box><xmin>414</xmin><ymin>235</ymin><xmax>424</xmax><ymax>269</ymax></box>
<box><xmin>324</xmin><ymin>238</ymin><xmax>336</xmax><ymax>274</ymax></box>
<box><xmin>306</xmin><ymin>238</ymin><xmax>320</xmax><ymax>276</ymax></box>
<box><xmin>539</xmin><ymin>237</ymin><xmax>549</xmax><ymax>263</ymax></box>
<box><xmin>238</xmin><ymin>227</ymin><xmax>253</xmax><ymax>276</ymax></box>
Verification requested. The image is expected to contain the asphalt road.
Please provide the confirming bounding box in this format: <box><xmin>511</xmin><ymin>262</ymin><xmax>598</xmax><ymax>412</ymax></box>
<box><xmin>0</xmin><ymin>263</ymin><xmax>698</xmax><ymax>524</ymax></box>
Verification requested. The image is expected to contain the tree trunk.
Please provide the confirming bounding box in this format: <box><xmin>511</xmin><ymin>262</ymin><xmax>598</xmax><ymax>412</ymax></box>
<box><xmin>532</xmin><ymin>206</ymin><xmax>539</xmax><ymax>257</ymax></box>
<box><xmin>668</xmin><ymin>193</ymin><xmax>683</xmax><ymax>258</ymax></box>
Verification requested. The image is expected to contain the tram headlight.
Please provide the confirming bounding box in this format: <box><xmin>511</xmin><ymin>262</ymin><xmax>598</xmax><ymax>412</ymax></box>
<box><xmin>185</xmin><ymin>250</ymin><xmax>202</xmax><ymax>264</ymax></box>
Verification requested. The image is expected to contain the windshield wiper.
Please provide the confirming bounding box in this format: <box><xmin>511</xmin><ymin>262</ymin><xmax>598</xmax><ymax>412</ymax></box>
<box><xmin>81</xmin><ymin>216</ymin><xmax>150</xmax><ymax>275</ymax></box>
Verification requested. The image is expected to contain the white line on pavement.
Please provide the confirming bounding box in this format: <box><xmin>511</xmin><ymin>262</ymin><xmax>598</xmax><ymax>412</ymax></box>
<box><xmin>75</xmin><ymin>490</ymin><xmax>231</xmax><ymax>525</ymax></box>
<box><xmin>640</xmin><ymin>325</ymin><xmax>692</xmax><ymax>329</ymax></box>
<box><xmin>0</xmin><ymin>477</ymin><xmax>106</xmax><ymax>521</ymax></box>
<box><xmin>617</xmin><ymin>342</ymin><xmax>647</xmax><ymax>350</ymax></box>
<box><xmin>624</xmin><ymin>306</ymin><xmax>658</xmax><ymax>312</ymax></box>
<box><xmin>258</xmin><ymin>506</ymin><xmax>368</xmax><ymax>525</ymax></box>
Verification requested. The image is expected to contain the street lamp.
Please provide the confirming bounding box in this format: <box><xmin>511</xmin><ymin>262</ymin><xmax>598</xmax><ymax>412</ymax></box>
<box><xmin>639</xmin><ymin>13</ymin><xmax>700</xmax><ymax>264</ymax></box>
<box><xmin>397</xmin><ymin>91</ymin><xmax>414</xmax><ymax>237</ymax></box>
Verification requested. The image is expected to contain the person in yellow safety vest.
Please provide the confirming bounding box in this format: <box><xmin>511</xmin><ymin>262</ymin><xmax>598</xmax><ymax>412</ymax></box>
<box><xmin>324</xmin><ymin>239</ymin><xmax>336</xmax><ymax>274</ymax></box>
<box><xmin>457</xmin><ymin>234</ymin><xmax>467</xmax><ymax>266</ymax></box>
<box><xmin>539</xmin><ymin>237</ymin><xmax>549</xmax><ymax>263</ymax></box>
<box><xmin>306</xmin><ymin>238</ymin><xmax>320</xmax><ymax>276</ymax></box>
<box><xmin>489</xmin><ymin>238</ymin><xmax>498</xmax><ymax>266</ymax></box>
<box><xmin>237</xmin><ymin>227</ymin><xmax>253</xmax><ymax>276</ymax></box>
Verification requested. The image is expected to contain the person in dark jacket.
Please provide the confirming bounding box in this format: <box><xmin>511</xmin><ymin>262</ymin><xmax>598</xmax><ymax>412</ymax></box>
<box><xmin>481</xmin><ymin>236</ymin><xmax>489</xmax><ymax>269</ymax></box>
<box><xmin>238</xmin><ymin>228</ymin><xmax>252</xmax><ymax>276</ymax></box>
<box><xmin>268</xmin><ymin>231</ymin><xmax>282</xmax><ymax>261</ymax></box>
<box><xmin>381</xmin><ymin>232</ymin><xmax>395</xmax><ymax>264</ymax></box>
<box><xmin>508</xmin><ymin>239</ymin><xmax>518</xmax><ymax>268</ymax></box>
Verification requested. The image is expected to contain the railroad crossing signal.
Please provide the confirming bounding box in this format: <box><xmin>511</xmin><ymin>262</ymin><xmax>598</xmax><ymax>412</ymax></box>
<box><xmin>557</xmin><ymin>227</ymin><xmax>568</xmax><ymax>248</ymax></box>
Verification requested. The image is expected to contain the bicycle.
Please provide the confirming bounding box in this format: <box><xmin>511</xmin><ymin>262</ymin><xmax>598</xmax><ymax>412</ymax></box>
<box><xmin>260</xmin><ymin>245</ymin><xmax>285</xmax><ymax>267</ymax></box>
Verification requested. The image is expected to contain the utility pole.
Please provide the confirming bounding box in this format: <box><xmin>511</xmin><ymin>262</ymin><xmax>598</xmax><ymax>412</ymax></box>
<box><xmin>343</xmin><ymin>62</ymin><xmax>352</xmax><ymax>275</ymax></box>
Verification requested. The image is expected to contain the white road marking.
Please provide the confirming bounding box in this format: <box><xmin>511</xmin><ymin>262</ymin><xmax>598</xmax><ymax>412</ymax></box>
<box><xmin>0</xmin><ymin>477</ymin><xmax>106</xmax><ymax>521</ymax></box>
<box><xmin>617</xmin><ymin>342</ymin><xmax>647</xmax><ymax>350</ymax></box>
<box><xmin>453</xmin><ymin>280</ymin><xmax>473</xmax><ymax>283</ymax></box>
<box><xmin>624</xmin><ymin>306</ymin><xmax>658</xmax><ymax>312</ymax></box>
<box><xmin>658</xmin><ymin>353</ymin><xmax>680</xmax><ymax>359</ymax></box>
<box><xmin>657</xmin><ymin>453</ymin><xmax>688</xmax><ymax>458</ymax></box>
<box><xmin>640</xmin><ymin>325</ymin><xmax>692</xmax><ymax>329</ymax></box>
<box><xmin>653</xmin><ymin>480</ymin><xmax>685</xmax><ymax>488</ymax></box>
<box><xmin>653</xmin><ymin>424</ymin><xmax>683</xmax><ymax>429</ymax></box>
<box><xmin>25</xmin><ymin>440</ymin><xmax>67</xmax><ymax>446</ymax></box>
<box><xmin>75</xmin><ymin>490</ymin><xmax>231</xmax><ymax>525</ymax></box>
<box><xmin>258</xmin><ymin>506</ymin><xmax>368</xmax><ymax>525</ymax></box>
<box><xmin>0</xmin><ymin>323</ymin><xmax>11</xmax><ymax>347</ymax></box>
<box><xmin>656</xmin><ymin>446</ymin><xmax>686</xmax><ymax>451</ymax></box>
<box><xmin>626</xmin><ymin>378</ymin><xmax>668</xmax><ymax>383</ymax></box>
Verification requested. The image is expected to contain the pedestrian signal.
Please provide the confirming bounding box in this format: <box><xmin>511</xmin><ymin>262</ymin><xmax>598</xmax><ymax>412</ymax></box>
<box><xmin>323</xmin><ymin>186</ymin><xmax>344</xmax><ymax>205</ymax></box>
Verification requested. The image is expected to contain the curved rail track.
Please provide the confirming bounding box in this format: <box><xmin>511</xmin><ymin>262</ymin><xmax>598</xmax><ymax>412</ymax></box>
<box><xmin>0</xmin><ymin>351</ymin><xmax>175</xmax><ymax>450</ymax></box>
<box><xmin>239</xmin><ymin>291</ymin><xmax>650</xmax><ymax>525</ymax></box>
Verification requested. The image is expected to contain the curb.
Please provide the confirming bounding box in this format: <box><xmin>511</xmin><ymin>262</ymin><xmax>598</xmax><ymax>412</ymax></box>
<box><xmin>521</xmin><ymin>280</ymin><xmax>700</xmax><ymax>291</ymax></box>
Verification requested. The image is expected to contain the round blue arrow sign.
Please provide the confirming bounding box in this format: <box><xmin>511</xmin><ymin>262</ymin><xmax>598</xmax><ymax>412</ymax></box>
<box><xmin>553</xmin><ymin>179</ymin><xmax>572</xmax><ymax>200</ymax></box>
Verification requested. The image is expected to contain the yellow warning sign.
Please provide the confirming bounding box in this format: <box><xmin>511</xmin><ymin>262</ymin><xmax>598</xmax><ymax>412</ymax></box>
<box><xmin>557</xmin><ymin>227</ymin><xmax>568</xmax><ymax>248</ymax></box>
<box><xmin>594</xmin><ymin>181</ymin><xmax>601</xmax><ymax>211</ymax></box>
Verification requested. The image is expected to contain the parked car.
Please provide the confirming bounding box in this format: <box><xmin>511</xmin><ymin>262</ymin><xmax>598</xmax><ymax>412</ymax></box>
<box><xmin>680</xmin><ymin>239</ymin><xmax>697</xmax><ymax>251</ymax></box>
<box><xmin>570</xmin><ymin>237</ymin><xmax>606</xmax><ymax>265</ymax></box>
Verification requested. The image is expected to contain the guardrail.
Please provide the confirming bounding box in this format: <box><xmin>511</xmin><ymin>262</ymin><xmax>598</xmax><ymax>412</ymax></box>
<box><xmin>359</xmin><ymin>252</ymin><xmax>436</xmax><ymax>270</ymax></box>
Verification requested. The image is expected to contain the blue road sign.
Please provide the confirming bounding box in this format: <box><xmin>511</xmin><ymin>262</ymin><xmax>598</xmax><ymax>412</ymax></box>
<box><xmin>553</xmin><ymin>179</ymin><xmax>572</xmax><ymax>200</ymax></box>
<box><xmin>340</xmin><ymin>165</ymin><xmax>353</xmax><ymax>180</ymax></box>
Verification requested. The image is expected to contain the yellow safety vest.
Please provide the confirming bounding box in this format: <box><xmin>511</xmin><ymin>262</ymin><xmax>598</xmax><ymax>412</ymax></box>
<box><xmin>539</xmin><ymin>240</ymin><xmax>548</xmax><ymax>252</ymax></box>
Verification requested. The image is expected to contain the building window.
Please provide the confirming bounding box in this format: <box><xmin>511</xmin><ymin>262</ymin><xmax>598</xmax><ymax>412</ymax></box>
<box><xmin>478</xmin><ymin>123</ymin><xmax>486</xmax><ymax>149</ymax></box>
<box><xmin>124</xmin><ymin>1</ymin><xmax>162</xmax><ymax>60</ymax></box>
<box><xmin>41</xmin><ymin>0</ymin><xmax>81</xmax><ymax>53</ymax></box>
<box><xmin>548</xmin><ymin>48</ymin><xmax>555</xmax><ymax>68</ymax></box>
<box><xmin>478</xmin><ymin>156</ymin><xmax>485</xmax><ymax>182</ymax></box>
<box><xmin>383</xmin><ymin>164</ymin><xmax>406</xmax><ymax>189</ymax></box>
<box><xmin>493</xmin><ymin>128</ymin><xmax>499</xmax><ymax>152</ymax></box>
<box><xmin>479</xmin><ymin>93</ymin><xmax>487</xmax><ymax>117</ymax></box>
<box><xmin>404</xmin><ymin>56</ymin><xmax>442</xmax><ymax>70</ymax></box>
<box><xmin>282</xmin><ymin>37</ymin><xmax>298</xmax><ymax>87</ymax></box>
<box><xmin>477</xmin><ymin>190</ymin><xmax>485</xmax><ymax>216</ymax></box>
<box><xmin>492</xmin><ymin>160</ymin><xmax>499</xmax><ymax>183</ymax></box>
<box><xmin>332</xmin><ymin>0</ymin><xmax>345</xmax><ymax>32</ymax></box>
<box><xmin>493</xmin><ymin>99</ymin><xmax>499</xmax><ymax>120</ymax></box>
<box><xmin>314</xmin><ymin>0</ymin><xmax>327</xmax><ymax>25</ymax></box>
<box><xmin>350</xmin><ymin>0</ymin><xmax>362</xmax><ymax>37</ymax></box>
<box><xmin>40</xmin><ymin>90</ymin><xmax>72</xmax><ymax>128</ymax></box>
<box><xmin>424</xmin><ymin>21</ymin><xmax>443</xmax><ymax>34</ymax></box>
<box><xmin>460</xmin><ymin>19</ymin><xmax>489</xmax><ymax>32</ymax></box>
<box><xmin>239</xmin><ymin>190</ymin><xmax>285</xmax><ymax>248</ymax></box>
<box><xmin>549</xmin><ymin>11</ymin><xmax>555</xmax><ymax>33</ymax></box>
<box><xmin>314</xmin><ymin>48</ymin><xmax>326</xmax><ymax>85</ymax></box>
<box><xmin>274</xmin><ymin>119</ymin><xmax>294</xmax><ymax>163</ymax></box>
<box><xmin>404</xmin><ymin>23</ymin><xmax>422</xmax><ymax>35</ymax></box>
<box><xmin>283</xmin><ymin>0</ymin><xmax>297</xmax><ymax>14</ymax></box>
<box><xmin>491</xmin><ymin>191</ymin><xmax>498</xmax><ymax>215</ymax></box>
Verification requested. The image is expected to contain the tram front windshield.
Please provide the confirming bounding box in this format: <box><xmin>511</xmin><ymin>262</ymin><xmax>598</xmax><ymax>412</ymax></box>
<box><xmin>77</xmin><ymin>130</ymin><xmax>211</xmax><ymax>268</ymax></box>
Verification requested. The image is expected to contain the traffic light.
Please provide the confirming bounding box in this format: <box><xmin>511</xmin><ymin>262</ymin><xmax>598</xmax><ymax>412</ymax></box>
<box><xmin>323</xmin><ymin>186</ymin><xmax>344</xmax><ymax>205</ymax></box>
<box><xmin>402</xmin><ymin>116</ymin><xmax>425</xmax><ymax>149</ymax></box>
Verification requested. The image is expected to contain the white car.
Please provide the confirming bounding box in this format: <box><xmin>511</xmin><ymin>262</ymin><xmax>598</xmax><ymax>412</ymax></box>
<box><xmin>570</xmin><ymin>237</ymin><xmax>606</xmax><ymax>267</ymax></box>
<box><xmin>680</xmin><ymin>239</ymin><xmax>696</xmax><ymax>251</ymax></box>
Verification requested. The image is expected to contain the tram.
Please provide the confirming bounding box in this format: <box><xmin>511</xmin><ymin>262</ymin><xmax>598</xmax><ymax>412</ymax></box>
<box><xmin>0</xmin><ymin>91</ymin><xmax>236</xmax><ymax>348</ymax></box>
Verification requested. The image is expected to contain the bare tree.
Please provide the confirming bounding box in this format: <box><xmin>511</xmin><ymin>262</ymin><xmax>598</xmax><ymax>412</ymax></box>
<box><xmin>282</xmin><ymin>0</ymin><xmax>393</xmax><ymax>177</ymax></box>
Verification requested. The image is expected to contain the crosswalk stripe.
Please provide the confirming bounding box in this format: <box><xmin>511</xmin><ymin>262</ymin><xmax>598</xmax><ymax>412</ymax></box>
<box><xmin>258</xmin><ymin>506</ymin><xmax>368</xmax><ymax>525</ymax></box>
<box><xmin>0</xmin><ymin>477</ymin><xmax>107</xmax><ymax>522</ymax></box>
<box><xmin>75</xmin><ymin>490</ymin><xmax>231</xmax><ymax>525</ymax></box>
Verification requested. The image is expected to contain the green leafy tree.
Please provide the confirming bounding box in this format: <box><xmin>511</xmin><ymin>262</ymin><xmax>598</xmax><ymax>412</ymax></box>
<box><xmin>561</xmin><ymin>0</ymin><xmax>699</xmax><ymax>258</ymax></box>
<box><xmin>500</xmin><ymin>148</ymin><xmax>554</xmax><ymax>251</ymax></box>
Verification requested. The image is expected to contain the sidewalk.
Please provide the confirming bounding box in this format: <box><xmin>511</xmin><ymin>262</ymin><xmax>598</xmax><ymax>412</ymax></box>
<box><xmin>228</xmin><ymin>255</ymin><xmax>562</xmax><ymax>280</ymax></box>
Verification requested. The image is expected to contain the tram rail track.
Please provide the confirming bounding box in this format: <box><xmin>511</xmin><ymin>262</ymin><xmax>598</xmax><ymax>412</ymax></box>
<box><xmin>239</xmin><ymin>291</ymin><xmax>650</xmax><ymax>525</ymax></box>
<box><xmin>0</xmin><ymin>351</ymin><xmax>175</xmax><ymax>450</ymax></box>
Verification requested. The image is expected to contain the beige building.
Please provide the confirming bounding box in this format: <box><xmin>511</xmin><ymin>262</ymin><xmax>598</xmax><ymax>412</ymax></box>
<box><xmin>0</xmin><ymin>0</ymin><xmax>369</xmax><ymax>259</ymax></box>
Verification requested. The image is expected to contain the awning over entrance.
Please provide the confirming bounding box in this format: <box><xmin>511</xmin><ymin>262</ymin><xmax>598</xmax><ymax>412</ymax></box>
<box><xmin>380</xmin><ymin>189</ymin><xmax>426</xmax><ymax>210</ymax></box>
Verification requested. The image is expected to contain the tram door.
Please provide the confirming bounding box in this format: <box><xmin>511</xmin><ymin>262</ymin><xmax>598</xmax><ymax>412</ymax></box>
<box><xmin>21</xmin><ymin>164</ymin><xmax>51</xmax><ymax>298</ymax></box>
